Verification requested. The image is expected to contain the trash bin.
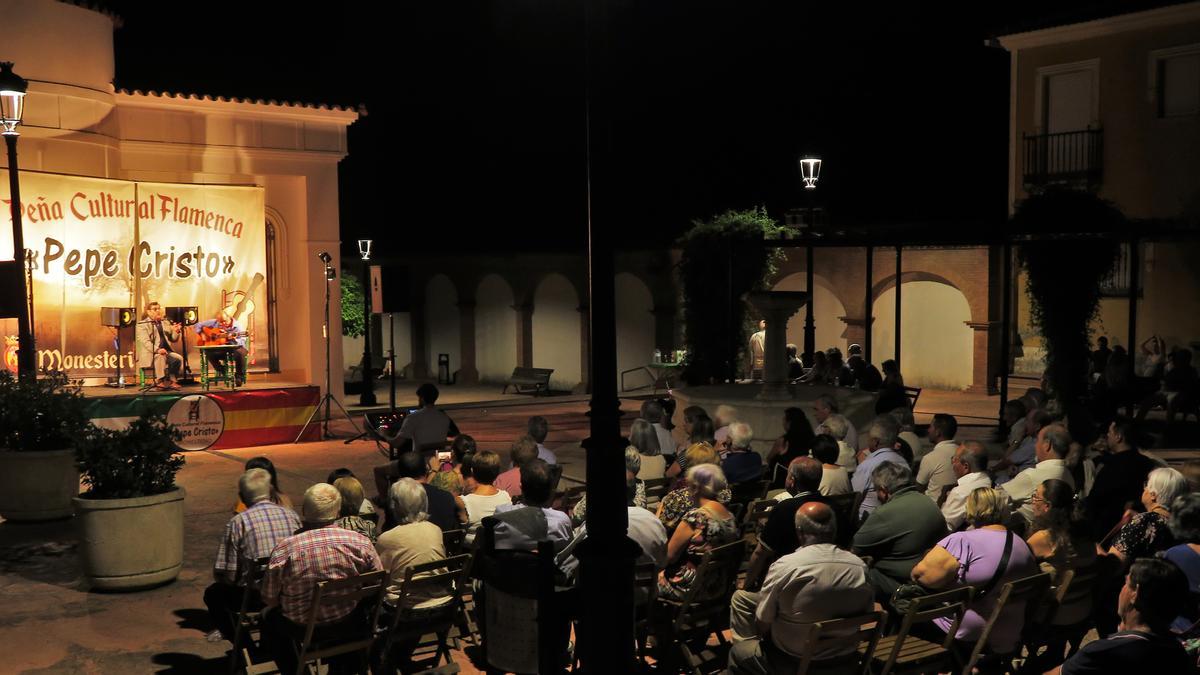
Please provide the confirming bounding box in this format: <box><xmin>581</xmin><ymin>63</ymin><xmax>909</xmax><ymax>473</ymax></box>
<box><xmin>438</xmin><ymin>353</ymin><xmax>451</xmax><ymax>385</ymax></box>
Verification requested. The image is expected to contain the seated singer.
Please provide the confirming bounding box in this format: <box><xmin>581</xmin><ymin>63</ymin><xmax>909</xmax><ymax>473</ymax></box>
<box><xmin>138</xmin><ymin>301</ymin><xmax>183</xmax><ymax>391</ymax></box>
<box><xmin>195</xmin><ymin>309</ymin><xmax>248</xmax><ymax>387</ymax></box>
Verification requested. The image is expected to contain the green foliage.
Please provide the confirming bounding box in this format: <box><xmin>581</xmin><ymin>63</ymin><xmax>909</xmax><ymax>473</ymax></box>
<box><xmin>75</xmin><ymin>415</ymin><xmax>185</xmax><ymax>499</ymax></box>
<box><xmin>1014</xmin><ymin>188</ymin><xmax>1124</xmax><ymax>406</ymax></box>
<box><xmin>677</xmin><ymin>207</ymin><xmax>788</xmax><ymax>384</ymax></box>
<box><xmin>341</xmin><ymin>269</ymin><xmax>366</xmax><ymax>338</ymax></box>
<box><xmin>0</xmin><ymin>371</ymin><xmax>90</xmax><ymax>451</ymax></box>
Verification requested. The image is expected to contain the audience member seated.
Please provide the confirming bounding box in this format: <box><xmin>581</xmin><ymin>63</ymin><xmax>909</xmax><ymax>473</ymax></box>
<box><xmin>910</xmin><ymin>487</ymin><xmax>1039</xmax><ymax>660</ymax></box>
<box><xmin>260</xmin><ymin>484</ymin><xmax>383</xmax><ymax>675</ymax></box>
<box><xmin>630</xmin><ymin>418</ymin><xmax>667</xmax><ymax>480</ymax></box>
<box><xmin>526</xmin><ymin>415</ymin><xmax>557</xmax><ymax>464</ymax></box>
<box><xmin>657</xmin><ymin>464</ymin><xmax>740</xmax><ymax>601</ymax></box>
<box><xmin>874</xmin><ymin>359</ymin><xmax>908</xmax><ymax>416</ymax></box>
<box><xmin>852</xmin><ymin>462</ymin><xmax>948</xmax><ymax>603</ymax></box>
<box><xmin>659</xmin><ymin>443</ymin><xmax>730</xmax><ymax>529</ymax></box>
<box><xmin>1164</xmin><ymin>492</ymin><xmax>1200</xmax><ymax>632</ymax></box>
<box><xmin>328</xmin><ymin>468</ymin><xmax>378</xmax><ymax>521</ymax></box>
<box><xmin>764</xmin><ymin>407</ymin><xmax>816</xmax><ymax>489</ymax></box>
<box><xmin>942</xmin><ymin>441</ymin><xmax>993</xmax><ymax>531</ymax></box>
<box><xmin>1137</xmin><ymin>347</ymin><xmax>1199</xmax><ymax>424</ymax></box>
<box><xmin>428</xmin><ymin>433</ymin><xmax>476</xmax><ymax>475</ymax></box>
<box><xmin>1001</xmin><ymin>399</ymin><xmax>1028</xmax><ymax>453</ymax></box>
<box><xmin>847</xmin><ymin>345</ymin><xmax>883</xmax><ymax>392</ymax></box>
<box><xmin>713</xmin><ymin>404</ymin><xmax>739</xmax><ymax>448</ymax></box>
<box><xmin>204</xmin><ymin>468</ymin><xmax>302</xmax><ymax>643</ymax></box>
<box><xmin>993</xmin><ymin>409</ymin><xmax>1051</xmax><ymax>487</ymax></box>
<box><xmin>816</xmin><ymin>414</ymin><xmax>857</xmax><ymax>474</ymax></box>
<box><xmin>785</xmin><ymin>343</ymin><xmax>804</xmax><ymax>381</ymax></box>
<box><xmin>728</xmin><ymin>502</ymin><xmax>874</xmax><ymax>675</ymax></box>
<box><xmin>572</xmin><ymin>447</ymin><xmax>647</xmax><ymax>526</ymax></box>
<box><xmin>1086</xmin><ymin>421</ymin><xmax>1159</xmax><ymax>541</ymax></box>
<box><xmin>332</xmin><ymin>476</ymin><xmax>377</xmax><ymax>542</ymax></box>
<box><xmin>559</xmin><ymin>481</ymin><xmax>668</xmax><ymax>590</ymax></box>
<box><xmin>746</xmin><ymin>457</ymin><xmax>828</xmax><ymax>590</ymax></box>
<box><xmin>493</xmin><ymin>459</ymin><xmax>573</xmax><ymax>551</ymax></box>
<box><xmin>1061</xmin><ymin>559</ymin><xmax>1193</xmax><ymax>674</ymax></box>
<box><xmin>494</xmin><ymin>435</ymin><xmax>539</xmax><ymax>499</ymax></box>
<box><xmin>665</xmin><ymin>414</ymin><xmax>715</xmax><ymax>480</ymax></box>
<box><xmin>916</xmin><ymin>413</ymin><xmax>960</xmax><ymax>500</ymax></box>
<box><xmin>373</xmin><ymin>383</ymin><xmax>455</xmax><ymax>499</ymax></box>
<box><xmin>461</xmin><ymin>450</ymin><xmax>513</xmax><ymax>532</ymax></box>
<box><xmin>395</xmin><ymin>451</ymin><xmax>460</xmax><ymax>532</ymax></box>
<box><xmin>813</xmin><ymin>393</ymin><xmax>858</xmax><ymax>451</ymax></box>
<box><xmin>377</xmin><ymin>478</ymin><xmax>448</xmax><ymax>606</ymax></box>
<box><xmin>234</xmin><ymin>456</ymin><xmax>294</xmax><ymax>513</ymax></box>
<box><xmin>826</xmin><ymin>348</ymin><xmax>854</xmax><ymax>387</ymax></box>
<box><xmin>797</xmin><ymin>349</ymin><xmax>829</xmax><ymax>384</ymax></box>
<box><xmin>851</xmin><ymin>416</ymin><xmax>908</xmax><ymax>519</ymax></box>
<box><xmin>640</xmin><ymin>399</ymin><xmax>675</xmax><ymax>461</ymax></box>
<box><xmin>722</xmin><ymin>422</ymin><xmax>764</xmax><ymax>484</ymax></box>
<box><xmin>812</xmin><ymin>434</ymin><xmax>851</xmax><ymax>496</ymax></box>
<box><xmin>1026</xmin><ymin>479</ymin><xmax>1097</xmax><ymax>628</ymax></box>
<box><xmin>1001</xmin><ymin>423</ymin><xmax>1075</xmax><ymax>525</ymax></box>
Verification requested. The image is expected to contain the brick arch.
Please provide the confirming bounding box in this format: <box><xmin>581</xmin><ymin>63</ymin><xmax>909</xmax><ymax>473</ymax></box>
<box><xmin>872</xmin><ymin>270</ymin><xmax>984</xmax><ymax>323</ymax></box>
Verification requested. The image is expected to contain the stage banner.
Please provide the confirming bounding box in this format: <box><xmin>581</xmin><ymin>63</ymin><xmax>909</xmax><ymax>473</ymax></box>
<box><xmin>0</xmin><ymin>171</ymin><xmax>266</xmax><ymax>377</ymax></box>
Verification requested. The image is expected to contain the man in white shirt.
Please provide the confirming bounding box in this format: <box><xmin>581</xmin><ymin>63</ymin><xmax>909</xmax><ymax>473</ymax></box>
<box><xmin>1002</xmin><ymin>423</ymin><xmax>1075</xmax><ymax>523</ymax></box>
<box><xmin>526</xmin><ymin>416</ymin><xmax>557</xmax><ymax>465</ymax></box>
<box><xmin>916</xmin><ymin>414</ymin><xmax>959</xmax><ymax>500</ymax></box>
<box><xmin>941</xmin><ymin>442</ymin><xmax>993</xmax><ymax>531</ymax></box>
<box><xmin>729</xmin><ymin>502</ymin><xmax>874</xmax><ymax>675</ymax></box>
<box><xmin>559</xmin><ymin>507</ymin><xmax>668</xmax><ymax>586</ymax></box>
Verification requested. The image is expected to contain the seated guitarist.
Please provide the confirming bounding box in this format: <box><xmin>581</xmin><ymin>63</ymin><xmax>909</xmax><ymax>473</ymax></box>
<box><xmin>194</xmin><ymin>309</ymin><xmax>248</xmax><ymax>387</ymax></box>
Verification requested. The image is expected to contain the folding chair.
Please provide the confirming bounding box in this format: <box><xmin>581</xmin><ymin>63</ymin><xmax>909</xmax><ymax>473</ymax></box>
<box><xmin>656</xmin><ymin>539</ymin><xmax>746</xmax><ymax>675</ymax></box>
<box><xmin>959</xmin><ymin>572</ymin><xmax>1052</xmax><ymax>675</ymax></box>
<box><xmin>292</xmin><ymin>569</ymin><xmax>388</xmax><ymax>675</ymax></box>
<box><xmin>441</xmin><ymin>529</ymin><xmax>465</xmax><ymax>557</ymax></box>
<box><xmin>777</xmin><ymin>610</ymin><xmax>887</xmax><ymax>675</ymax></box>
<box><xmin>1019</xmin><ymin>563</ymin><xmax>1104</xmax><ymax>674</ymax></box>
<box><xmin>375</xmin><ymin>554</ymin><xmax>472</xmax><ymax>673</ymax></box>
<box><xmin>643</xmin><ymin>477</ymin><xmax>673</xmax><ymax>510</ymax></box>
<box><xmin>227</xmin><ymin>556</ymin><xmax>271</xmax><ymax>675</ymax></box>
<box><xmin>865</xmin><ymin>586</ymin><xmax>973</xmax><ymax>675</ymax></box>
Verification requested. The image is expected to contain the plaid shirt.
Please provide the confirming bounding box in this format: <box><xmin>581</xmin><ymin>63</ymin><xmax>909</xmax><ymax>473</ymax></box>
<box><xmin>215</xmin><ymin>501</ymin><xmax>301</xmax><ymax>586</ymax></box>
<box><xmin>261</xmin><ymin>525</ymin><xmax>382</xmax><ymax>624</ymax></box>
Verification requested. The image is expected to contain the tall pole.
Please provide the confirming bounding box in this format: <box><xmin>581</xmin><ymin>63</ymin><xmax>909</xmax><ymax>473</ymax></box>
<box><xmin>998</xmin><ymin>242</ymin><xmax>1012</xmax><ymax>433</ymax></box>
<box><xmin>1126</xmin><ymin>239</ymin><xmax>1139</xmax><ymax>417</ymax></box>
<box><xmin>894</xmin><ymin>245</ymin><xmax>902</xmax><ymax>367</ymax></box>
<box><xmin>359</xmin><ymin>259</ymin><xmax>376</xmax><ymax>407</ymax></box>
<box><xmin>864</xmin><ymin>245</ymin><xmax>873</xmax><ymax>364</ymax></box>
<box><xmin>6</xmin><ymin>134</ymin><xmax>34</xmax><ymax>381</ymax></box>
<box><xmin>804</xmin><ymin>239</ymin><xmax>815</xmax><ymax>363</ymax></box>
<box><xmin>578</xmin><ymin>1</ymin><xmax>635</xmax><ymax>672</ymax></box>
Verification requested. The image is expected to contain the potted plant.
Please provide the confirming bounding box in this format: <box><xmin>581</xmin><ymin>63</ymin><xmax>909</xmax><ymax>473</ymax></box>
<box><xmin>73</xmin><ymin>415</ymin><xmax>186</xmax><ymax>591</ymax></box>
<box><xmin>0</xmin><ymin>370</ymin><xmax>90</xmax><ymax>521</ymax></box>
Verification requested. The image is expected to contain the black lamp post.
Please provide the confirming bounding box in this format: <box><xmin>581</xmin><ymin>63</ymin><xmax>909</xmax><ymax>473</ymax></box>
<box><xmin>357</xmin><ymin>239</ymin><xmax>376</xmax><ymax>407</ymax></box>
<box><xmin>800</xmin><ymin>155</ymin><xmax>821</xmax><ymax>364</ymax></box>
<box><xmin>0</xmin><ymin>62</ymin><xmax>33</xmax><ymax>382</ymax></box>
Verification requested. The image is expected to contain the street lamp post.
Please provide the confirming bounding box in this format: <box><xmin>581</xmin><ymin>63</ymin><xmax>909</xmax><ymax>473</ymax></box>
<box><xmin>0</xmin><ymin>62</ymin><xmax>33</xmax><ymax>382</ymax></box>
<box><xmin>357</xmin><ymin>239</ymin><xmax>376</xmax><ymax>407</ymax></box>
<box><xmin>800</xmin><ymin>155</ymin><xmax>821</xmax><ymax>364</ymax></box>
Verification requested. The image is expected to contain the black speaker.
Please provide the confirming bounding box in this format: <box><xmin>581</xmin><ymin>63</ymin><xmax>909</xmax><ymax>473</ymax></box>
<box><xmin>165</xmin><ymin>306</ymin><xmax>199</xmax><ymax>326</ymax></box>
<box><xmin>375</xmin><ymin>265</ymin><xmax>409</xmax><ymax>313</ymax></box>
<box><xmin>101</xmin><ymin>307</ymin><xmax>136</xmax><ymax>328</ymax></box>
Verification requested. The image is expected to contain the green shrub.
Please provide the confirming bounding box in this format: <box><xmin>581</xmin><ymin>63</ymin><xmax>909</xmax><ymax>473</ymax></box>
<box><xmin>75</xmin><ymin>415</ymin><xmax>185</xmax><ymax>499</ymax></box>
<box><xmin>0</xmin><ymin>370</ymin><xmax>89</xmax><ymax>451</ymax></box>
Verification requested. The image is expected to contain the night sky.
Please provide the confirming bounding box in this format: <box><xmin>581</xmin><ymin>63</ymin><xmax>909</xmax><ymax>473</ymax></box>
<box><xmin>101</xmin><ymin>1</ymin><xmax>1172</xmax><ymax>257</ymax></box>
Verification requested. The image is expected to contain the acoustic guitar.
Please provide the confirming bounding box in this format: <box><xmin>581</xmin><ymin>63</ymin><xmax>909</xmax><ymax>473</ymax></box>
<box><xmin>197</xmin><ymin>325</ymin><xmax>249</xmax><ymax>346</ymax></box>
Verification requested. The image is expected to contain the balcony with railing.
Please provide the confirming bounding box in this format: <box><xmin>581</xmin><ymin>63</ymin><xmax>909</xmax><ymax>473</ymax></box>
<box><xmin>1022</xmin><ymin>127</ymin><xmax>1103</xmax><ymax>189</ymax></box>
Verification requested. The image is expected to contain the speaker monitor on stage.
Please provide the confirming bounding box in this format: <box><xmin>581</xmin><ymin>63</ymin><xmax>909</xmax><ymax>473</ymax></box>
<box><xmin>165</xmin><ymin>306</ymin><xmax>199</xmax><ymax>326</ymax></box>
<box><xmin>101</xmin><ymin>307</ymin><xmax>136</xmax><ymax>328</ymax></box>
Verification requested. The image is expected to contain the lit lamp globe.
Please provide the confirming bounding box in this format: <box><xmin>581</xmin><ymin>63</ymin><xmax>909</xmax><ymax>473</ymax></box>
<box><xmin>358</xmin><ymin>239</ymin><xmax>372</xmax><ymax>261</ymax></box>
<box><xmin>800</xmin><ymin>155</ymin><xmax>821</xmax><ymax>190</ymax></box>
<box><xmin>0</xmin><ymin>62</ymin><xmax>26</xmax><ymax>134</ymax></box>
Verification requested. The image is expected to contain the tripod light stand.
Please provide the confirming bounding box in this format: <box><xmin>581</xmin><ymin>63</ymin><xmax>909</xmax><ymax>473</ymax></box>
<box><xmin>295</xmin><ymin>253</ymin><xmax>361</xmax><ymax>442</ymax></box>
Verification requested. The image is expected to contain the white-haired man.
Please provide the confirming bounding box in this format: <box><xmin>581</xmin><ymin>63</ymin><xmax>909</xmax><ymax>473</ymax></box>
<box><xmin>722</xmin><ymin>422</ymin><xmax>763</xmax><ymax>484</ymax></box>
<box><xmin>203</xmin><ymin>468</ymin><xmax>301</xmax><ymax>643</ymax></box>
<box><xmin>850</xmin><ymin>416</ymin><xmax>907</xmax><ymax>518</ymax></box>
<box><xmin>260</xmin><ymin>483</ymin><xmax>382</xmax><ymax>674</ymax></box>
<box><xmin>817</xmin><ymin>414</ymin><xmax>857</xmax><ymax>472</ymax></box>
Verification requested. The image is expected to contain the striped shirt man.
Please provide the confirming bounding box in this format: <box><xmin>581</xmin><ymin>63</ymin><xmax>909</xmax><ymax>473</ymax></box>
<box><xmin>215</xmin><ymin>500</ymin><xmax>301</xmax><ymax>586</ymax></box>
<box><xmin>261</xmin><ymin>525</ymin><xmax>382</xmax><ymax>624</ymax></box>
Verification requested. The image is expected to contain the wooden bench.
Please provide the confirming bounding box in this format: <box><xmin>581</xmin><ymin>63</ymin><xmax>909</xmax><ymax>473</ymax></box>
<box><xmin>501</xmin><ymin>367</ymin><xmax>554</xmax><ymax>396</ymax></box>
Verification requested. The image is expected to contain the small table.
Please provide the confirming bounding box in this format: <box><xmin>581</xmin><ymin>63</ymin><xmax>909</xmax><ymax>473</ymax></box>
<box><xmin>645</xmin><ymin>362</ymin><xmax>684</xmax><ymax>392</ymax></box>
<box><xmin>197</xmin><ymin>345</ymin><xmax>240</xmax><ymax>391</ymax></box>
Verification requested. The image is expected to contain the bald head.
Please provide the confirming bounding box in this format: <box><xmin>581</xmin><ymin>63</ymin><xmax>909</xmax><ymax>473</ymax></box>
<box><xmin>795</xmin><ymin>501</ymin><xmax>837</xmax><ymax>545</ymax></box>
<box><xmin>786</xmin><ymin>456</ymin><xmax>823</xmax><ymax>494</ymax></box>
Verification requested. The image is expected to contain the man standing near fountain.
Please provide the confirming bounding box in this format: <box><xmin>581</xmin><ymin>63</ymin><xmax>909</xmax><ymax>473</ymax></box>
<box><xmin>748</xmin><ymin>319</ymin><xmax>766</xmax><ymax>382</ymax></box>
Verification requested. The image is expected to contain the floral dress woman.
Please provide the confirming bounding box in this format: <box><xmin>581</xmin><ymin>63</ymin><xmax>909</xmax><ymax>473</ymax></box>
<box><xmin>657</xmin><ymin>504</ymin><xmax>739</xmax><ymax>601</ymax></box>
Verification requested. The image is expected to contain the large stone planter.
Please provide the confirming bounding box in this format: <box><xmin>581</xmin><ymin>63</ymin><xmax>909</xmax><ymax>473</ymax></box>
<box><xmin>73</xmin><ymin>487</ymin><xmax>185</xmax><ymax>591</ymax></box>
<box><xmin>0</xmin><ymin>448</ymin><xmax>79</xmax><ymax>521</ymax></box>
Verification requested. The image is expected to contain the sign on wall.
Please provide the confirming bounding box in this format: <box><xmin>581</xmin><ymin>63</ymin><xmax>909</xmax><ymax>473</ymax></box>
<box><xmin>0</xmin><ymin>171</ymin><xmax>267</xmax><ymax>376</ymax></box>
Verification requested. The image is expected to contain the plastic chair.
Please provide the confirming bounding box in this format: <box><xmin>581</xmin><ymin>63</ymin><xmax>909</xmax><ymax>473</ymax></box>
<box><xmin>959</xmin><ymin>572</ymin><xmax>1053</xmax><ymax>675</ymax></box>
<box><xmin>865</xmin><ymin>586</ymin><xmax>973</xmax><ymax>675</ymax></box>
<box><xmin>292</xmin><ymin>569</ymin><xmax>388</xmax><ymax>675</ymax></box>
<box><xmin>777</xmin><ymin>610</ymin><xmax>887</xmax><ymax>675</ymax></box>
<box><xmin>375</xmin><ymin>554</ymin><xmax>472</xmax><ymax>673</ymax></box>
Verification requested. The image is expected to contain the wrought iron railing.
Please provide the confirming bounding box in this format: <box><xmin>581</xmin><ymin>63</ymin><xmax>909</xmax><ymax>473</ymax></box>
<box><xmin>1023</xmin><ymin>127</ymin><xmax>1103</xmax><ymax>188</ymax></box>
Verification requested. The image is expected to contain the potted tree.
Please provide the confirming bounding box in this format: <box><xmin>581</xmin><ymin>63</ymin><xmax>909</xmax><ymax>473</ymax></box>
<box><xmin>0</xmin><ymin>371</ymin><xmax>90</xmax><ymax>521</ymax></box>
<box><xmin>73</xmin><ymin>415</ymin><xmax>186</xmax><ymax>591</ymax></box>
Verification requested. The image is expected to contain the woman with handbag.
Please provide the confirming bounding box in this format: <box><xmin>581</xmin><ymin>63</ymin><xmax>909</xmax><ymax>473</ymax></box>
<box><xmin>909</xmin><ymin>487</ymin><xmax>1039</xmax><ymax>661</ymax></box>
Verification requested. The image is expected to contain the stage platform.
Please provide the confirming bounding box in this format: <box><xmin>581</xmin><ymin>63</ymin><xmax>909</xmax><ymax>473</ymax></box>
<box><xmin>82</xmin><ymin>374</ymin><xmax>321</xmax><ymax>450</ymax></box>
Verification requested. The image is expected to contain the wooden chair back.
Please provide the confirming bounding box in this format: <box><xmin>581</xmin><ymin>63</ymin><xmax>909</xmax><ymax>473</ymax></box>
<box><xmin>1050</xmin><ymin>563</ymin><xmax>1103</xmax><ymax>624</ymax></box>
<box><xmin>643</xmin><ymin>477</ymin><xmax>672</xmax><ymax>508</ymax></box>
<box><xmin>777</xmin><ymin>610</ymin><xmax>886</xmax><ymax>675</ymax></box>
<box><xmin>441</xmin><ymin>529</ymin><xmax>465</xmax><ymax>557</ymax></box>
<box><xmin>670</xmin><ymin>539</ymin><xmax>746</xmax><ymax>637</ymax></box>
<box><xmin>873</xmin><ymin>586</ymin><xmax>973</xmax><ymax>675</ymax></box>
<box><xmin>903</xmin><ymin>386</ymin><xmax>922</xmax><ymax>410</ymax></box>
<box><xmin>559</xmin><ymin>485</ymin><xmax>587</xmax><ymax>517</ymax></box>
<box><xmin>226</xmin><ymin>556</ymin><xmax>271</xmax><ymax>675</ymax></box>
<box><xmin>378</xmin><ymin>554</ymin><xmax>472</xmax><ymax>670</ymax></box>
<box><xmin>294</xmin><ymin>569</ymin><xmax>388</xmax><ymax>675</ymax></box>
<box><xmin>962</xmin><ymin>572</ymin><xmax>1053</xmax><ymax>673</ymax></box>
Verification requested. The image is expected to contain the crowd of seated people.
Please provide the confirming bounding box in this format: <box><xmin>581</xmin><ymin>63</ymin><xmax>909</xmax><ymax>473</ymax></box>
<box><xmin>198</xmin><ymin>370</ymin><xmax>1200</xmax><ymax>674</ymax></box>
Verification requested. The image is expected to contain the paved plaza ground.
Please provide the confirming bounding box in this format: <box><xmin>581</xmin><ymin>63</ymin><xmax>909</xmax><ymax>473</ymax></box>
<box><xmin>0</xmin><ymin>386</ymin><xmax>1190</xmax><ymax>673</ymax></box>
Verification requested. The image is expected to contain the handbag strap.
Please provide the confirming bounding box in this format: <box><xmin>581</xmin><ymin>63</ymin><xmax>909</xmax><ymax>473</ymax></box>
<box><xmin>977</xmin><ymin>530</ymin><xmax>1014</xmax><ymax>598</ymax></box>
